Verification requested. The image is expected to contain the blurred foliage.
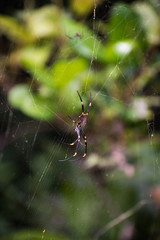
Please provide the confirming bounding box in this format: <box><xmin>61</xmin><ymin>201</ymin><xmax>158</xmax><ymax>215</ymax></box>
<box><xmin>0</xmin><ymin>0</ymin><xmax>160</xmax><ymax>240</ymax></box>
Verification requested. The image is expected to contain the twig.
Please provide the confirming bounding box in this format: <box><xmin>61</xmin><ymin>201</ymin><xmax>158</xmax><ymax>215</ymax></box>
<box><xmin>95</xmin><ymin>199</ymin><xmax>150</xmax><ymax>239</ymax></box>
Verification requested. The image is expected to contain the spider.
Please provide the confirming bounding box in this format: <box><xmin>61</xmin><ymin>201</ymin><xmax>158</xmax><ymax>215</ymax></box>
<box><xmin>60</xmin><ymin>91</ymin><xmax>92</xmax><ymax>161</ymax></box>
<box><xmin>66</xmin><ymin>32</ymin><xmax>82</xmax><ymax>40</ymax></box>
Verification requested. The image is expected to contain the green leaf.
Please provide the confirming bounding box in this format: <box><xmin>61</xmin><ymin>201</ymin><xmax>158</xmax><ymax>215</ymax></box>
<box><xmin>70</xmin><ymin>37</ymin><xmax>107</xmax><ymax>62</ymax></box>
<box><xmin>0</xmin><ymin>15</ymin><xmax>31</xmax><ymax>43</ymax></box>
<box><xmin>8</xmin><ymin>84</ymin><xmax>55</xmax><ymax>120</ymax></box>
<box><xmin>18</xmin><ymin>42</ymin><xmax>88</xmax><ymax>89</ymax></box>
<box><xmin>70</xmin><ymin>0</ymin><xmax>96</xmax><ymax>16</ymax></box>
<box><xmin>134</xmin><ymin>2</ymin><xmax>160</xmax><ymax>45</ymax></box>
<box><xmin>19</xmin><ymin>45</ymin><xmax>51</xmax><ymax>67</ymax></box>
<box><xmin>61</xmin><ymin>16</ymin><xmax>91</xmax><ymax>38</ymax></box>
<box><xmin>24</xmin><ymin>5</ymin><xmax>62</xmax><ymax>39</ymax></box>
<box><xmin>18</xmin><ymin>46</ymin><xmax>53</xmax><ymax>88</ymax></box>
<box><xmin>104</xmin><ymin>39</ymin><xmax>141</xmax><ymax>63</ymax></box>
<box><xmin>108</xmin><ymin>3</ymin><xmax>146</xmax><ymax>45</ymax></box>
<box><xmin>50</xmin><ymin>58</ymin><xmax>88</xmax><ymax>89</ymax></box>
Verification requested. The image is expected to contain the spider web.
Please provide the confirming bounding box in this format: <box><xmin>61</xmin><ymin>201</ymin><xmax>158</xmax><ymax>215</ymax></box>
<box><xmin>0</xmin><ymin>0</ymin><xmax>160</xmax><ymax>239</ymax></box>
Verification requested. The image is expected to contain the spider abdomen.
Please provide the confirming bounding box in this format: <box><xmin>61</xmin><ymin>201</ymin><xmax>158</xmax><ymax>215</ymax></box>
<box><xmin>80</xmin><ymin>114</ymin><xmax>87</xmax><ymax>127</ymax></box>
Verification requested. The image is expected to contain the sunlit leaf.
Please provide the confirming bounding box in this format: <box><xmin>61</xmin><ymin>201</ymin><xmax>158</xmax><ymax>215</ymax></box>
<box><xmin>19</xmin><ymin>45</ymin><xmax>51</xmax><ymax>67</ymax></box>
<box><xmin>50</xmin><ymin>58</ymin><xmax>88</xmax><ymax>88</ymax></box>
<box><xmin>19</xmin><ymin>48</ymin><xmax>54</xmax><ymax>88</ymax></box>
<box><xmin>0</xmin><ymin>15</ymin><xmax>31</xmax><ymax>43</ymax></box>
<box><xmin>24</xmin><ymin>5</ymin><xmax>62</xmax><ymax>39</ymax></box>
<box><xmin>134</xmin><ymin>2</ymin><xmax>160</xmax><ymax>45</ymax></box>
<box><xmin>8</xmin><ymin>84</ymin><xmax>55</xmax><ymax>120</ymax></box>
<box><xmin>104</xmin><ymin>39</ymin><xmax>141</xmax><ymax>63</ymax></box>
<box><xmin>70</xmin><ymin>0</ymin><xmax>102</xmax><ymax>16</ymax></box>
<box><xmin>70</xmin><ymin>37</ymin><xmax>107</xmax><ymax>62</ymax></box>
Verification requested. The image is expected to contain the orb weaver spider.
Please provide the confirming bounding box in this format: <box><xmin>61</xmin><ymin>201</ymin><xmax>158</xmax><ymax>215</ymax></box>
<box><xmin>60</xmin><ymin>91</ymin><xmax>92</xmax><ymax>161</ymax></box>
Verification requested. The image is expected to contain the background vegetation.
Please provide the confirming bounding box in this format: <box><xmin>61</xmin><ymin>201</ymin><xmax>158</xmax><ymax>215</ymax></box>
<box><xmin>0</xmin><ymin>0</ymin><xmax>160</xmax><ymax>239</ymax></box>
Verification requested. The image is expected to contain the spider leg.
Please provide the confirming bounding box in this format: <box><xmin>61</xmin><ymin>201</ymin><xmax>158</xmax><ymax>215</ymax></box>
<box><xmin>81</xmin><ymin>129</ymin><xmax>87</xmax><ymax>158</ymax></box>
<box><xmin>70</xmin><ymin>138</ymin><xmax>85</xmax><ymax>146</ymax></box>
<box><xmin>69</xmin><ymin>139</ymin><xmax>78</xmax><ymax>146</ymax></box>
<box><xmin>87</xmin><ymin>92</ymin><xmax>92</xmax><ymax>113</ymax></box>
<box><xmin>72</xmin><ymin>141</ymin><xmax>80</xmax><ymax>157</ymax></box>
<box><xmin>59</xmin><ymin>139</ymin><xmax>80</xmax><ymax>161</ymax></box>
<box><xmin>59</xmin><ymin>154</ymin><xmax>84</xmax><ymax>162</ymax></box>
<box><xmin>59</xmin><ymin>137</ymin><xmax>85</xmax><ymax>162</ymax></box>
<box><xmin>77</xmin><ymin>90</ymin><xmax>84</xmax><ymax>114</ymax></box>
<box><xmin>59</xmin><ymin>155</ymin><xmax>75</xmax><ymax>162</ymax></box>
<box><xmin>72</xmin><ymin>126</ymin><xmax>81</xmax><ymax>157</ymax></box>
<box><xmin>59</xmin><ymin>140</ymin><xmax>80</xmax><ymax>162</ymax></box>
<box><xmin>68</xmin><ymin>115</ymin><xmax>76</xmax><ymax>124</ymax></box>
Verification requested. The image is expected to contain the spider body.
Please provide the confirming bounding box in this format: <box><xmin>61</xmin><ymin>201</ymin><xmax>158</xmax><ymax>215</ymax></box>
<box><xmin>78</xmin><ymin>113</ymin><xmax>88</xmax><ymax>127</ymax></box>
<box><xmin>62</xmin><ymin>91</ymin><xmax>92</xmax><ymax>161</ymax></box>
<box><xmin>75</xmin><ymin>32</ymin><xmax>82</xmax><ymax>38</ymax></box>
<box><xmin>67</xmin><ymin>32</ymin><xmax>82</xmax><ymax>40</ymax></box>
